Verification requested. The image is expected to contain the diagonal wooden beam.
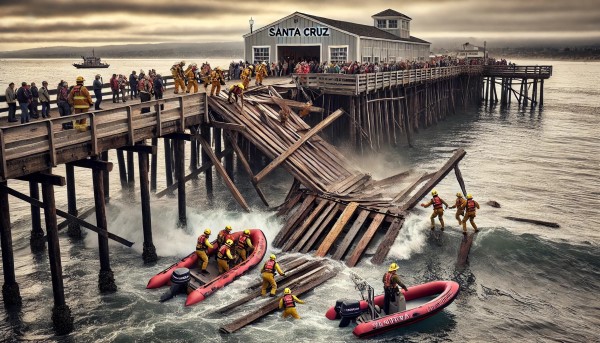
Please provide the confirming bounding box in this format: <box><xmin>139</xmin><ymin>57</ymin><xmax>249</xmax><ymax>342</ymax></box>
<box><xmin>252</xmin><ymin>109</ymin><xmax>344</xmax><ymax>185</ymax></box>
<box><xmin>16</xmin><ymin>172</ymin><xmax>65</xmax><ymax>186</ymax></box>
<box><xmin>315</xmin><ymin>201</ymin><xmax>359</xmax><ymax>257</ymax></box>
<box><xmin>346</xmin><ymin>212</ymin><xmax>387</xmax><ymax>267</ymax></box>
<box><xmin>212</xmin><ymin>121</ymin><xmax>246</xmax><ymax>132</ymax></box>
<box><xmin>370</xmin><ymin>217</ymin><xmax>405</xmax><ymax>265</ymax></box>
<box><xmin>197</xmin><ymin>135</ymin><xmax>250</xmax><ymax>212</ymax></box>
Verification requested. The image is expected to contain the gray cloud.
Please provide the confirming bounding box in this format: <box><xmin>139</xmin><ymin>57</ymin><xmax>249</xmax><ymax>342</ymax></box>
<box><xmin>0</xmin><ymin>22</ymin><xmax>127</xmax><ymax>33</ymax></box>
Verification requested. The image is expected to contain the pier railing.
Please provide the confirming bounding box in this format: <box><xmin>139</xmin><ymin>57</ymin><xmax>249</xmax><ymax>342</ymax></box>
<box><xmin>483</xmin><ymin>65</ymin><xmax>553</xmax><ymax>79</ymax></box>
<box><xmin>0</xmin><ymin>92</ymin><xmax>207</xmax><ymax>181</ymax></box>
<box><xmin>293</xmin><ymin>65</ymin><xmax>483</xmax><ymax>95</ymax></box>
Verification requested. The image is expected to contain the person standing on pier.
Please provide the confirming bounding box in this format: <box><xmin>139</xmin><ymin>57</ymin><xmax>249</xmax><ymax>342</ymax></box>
<box><xmin>16</xmin><ymin>82</ymin><xmax>31</xmax><ymax>124</ymax></box>
<box><xmin>279</xmin><ymin>288</ymin><xmax>305</xmax><ymax>319</ymax></box>
<box><xmin>57</xmin><ymin>81</ymin><xmax>72</xmax><ymax>129</ymax></box>
<box><xmin>29</xmin><ymin>82</ymin><xmax>39</xmax><ymax>119</ymax></box>
<box><xmin>240</xmin><ymin>65</ymin><xmax>253</xmax><ymax>89</ymax></box>
<box><xmin>39</xmin><ymin>81</ymin><xmax>50</xmax><ymax>118</ymax></box>
<box><xmin>261</xmin><ymin>254</ymin><xmax>286</xmax><ymax>297</ymax></box>
<box><xmin>185</xmin><ymin>63</ymin><xmax>199</xmax><ymax>93</ymax></box>
<box><xmin>196</xmin><ymin>229</ymin><xmax>213</xmax><ymax>274</ymax></box>
<box><xmin>129</xmin><ymin>71</ymin><xmax>138</xmax><ymax>100</ymax></box>
<box><xmin>449</xmin><ymin>192</ymin><xmax>466</xmax><ymax>226</ymax></box>
<box><xmin>68</xmin><ymin>76</ymin><xmax>93</xmax><ymax>131</ymax></box>
<box><xmin>216</xmin><ymin>239</ymin><xmax>234</xmax><ymax>274</ymax></box>
<box><xmin>5</xmin><ymin>82</ymin><xmax>18</xmax><ymax>122</ymax></box>
<box><xmin>153</xmin><ymin>74</ymin><xmax>165</xmax><ymax>110</ymax></box>
<box><xmin>170</xmin><ymin>61</ymin><xmax>186</xmax><ymax>94</ymax></box>
<box><xmin>255</xmin><ymin>62</ymin><xmax>268</xmax><ymax>86</ymax></box>
<box><xmin>460</xmin><ymin>194</ymin><xmax>480</xmax><ymax>235</ymax></box>
<box><xmin>110</xmin><ymin>74</ymin><xmax>119</xmax><ymax>103</ymax></box>
<box><xmin>420</xmin><ymin>189</ymin><xmax>448</xmax><ymax>231</ymax></box>
<box><xmin>383</xmin><ymin>263</ymin><xmax>408</xmax><ymax>315</ymax></box>
<box><xmin>93</xmin><ymin>74</ymin><xmax>103</xmax><ymax>110</ymax></box>
<box><xmin>209</xmin><ymin>67</ymin><xmax>225</xmax><ymax>96</ymax></box>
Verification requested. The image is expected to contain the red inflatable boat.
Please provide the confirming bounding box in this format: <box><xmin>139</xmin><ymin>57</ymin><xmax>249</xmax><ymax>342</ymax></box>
<box><xmin>326</xmin><ymin>280</ymin><xmax>459</xmax><ymax>338</ymax></box>
<box><xmin>147</xmin><ymin>229</ymin><xmax>267</xmax><ymax>306</ymax></box>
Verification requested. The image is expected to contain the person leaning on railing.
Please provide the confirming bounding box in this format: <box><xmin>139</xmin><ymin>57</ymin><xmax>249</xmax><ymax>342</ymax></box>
<box><xmin>4</xmin><ymin>82</ymin><xmax>18</xmax><ymax>122</ymax></box>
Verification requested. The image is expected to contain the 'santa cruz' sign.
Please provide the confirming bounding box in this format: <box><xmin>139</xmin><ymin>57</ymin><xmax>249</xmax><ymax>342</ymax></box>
<box><xmin>268</xmin><ymin>27</ymin><xmax>330</xmax><ymax>37</ymax></box>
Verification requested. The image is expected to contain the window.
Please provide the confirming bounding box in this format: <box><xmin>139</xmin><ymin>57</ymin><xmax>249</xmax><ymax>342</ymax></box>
<box><xmin>401</xmin><ymin>21</ymin><xmax>409</xmax><ymax>29</ymax></box>
<box><xmin>388</xmin><ymin>20</ymin><xmax>398</xmax><ymax>29</ymax></box>
<box><xmin>330</xmin><ymin>47</ymin><xmax>348</xmax><ymax>63</ymax></box>
<box><xmin>253</xmin><ymin>47</ymin><xmax>269</xmax><ymax>63</ymax></box>
<box><xmin>376</xmin><ymin>20</ymin><xmax>386</xmax><ymax>29</ymax></box>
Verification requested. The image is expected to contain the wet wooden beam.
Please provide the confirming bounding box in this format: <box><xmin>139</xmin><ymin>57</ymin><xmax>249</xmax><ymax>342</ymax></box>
<box><xmin>0</xmin><ymin>181</ymin><xmax>21</xmax><ymax>307</ymax></box>
<box><xmin>58</xmin><ymin>206</ymin><xmax>95</xmax><ymax>230</ymax></box>
<box><xmin>175</xmin><ymin>138</ymin><xmax>186</xmax><ymax>227</ymax></box>
<box><xmin>331</xmin><ymin>209</ymin><xmax>370</xmax><ymax>260</ymax></box>
<box><xmin>315</xmin><ymin>202</ymin><xmax>359</xmax><ymax>257</ymax></box>
<box><xmin>68</xmin><ymin>159</ymin><xmax>113</xmax><ymax>172</ymax></box>
<box><xmin>211</xmin><ymin>121</ymin><xmax>247</xmax><ymax>132</ymax></box>
<box><xmin>118</xmin><ymin>145</ymin><xmax>157</xmax><ymax>155</ymax></box>
<box><xmin>346</xmin><ymin>212</ymin><xmax>387</xmax><ymax>267</ymax></box>
<box><xmin>252</xmin><ymin>109</ymin><xmax>343</xmax><ymax>184</ymax></box>
<box><xmin>272</xmin><ymin>194</ymin><xmax>317</xmax><ymax>248</ymax></box>
<box><xmin>370</xmin><ymin>217</ymin><xmax>405</xmax><ymax>265</ymax></box>
<box><xmin>504</xmin><ymin>216</ymin><xmax>560</xmax><ymax>228</ymax></box>
<box><xmin>282</xmin><ymin>199</ymin><xmax>329</xmax><ymax>251</ymax></box>
<box><xmin>16</xmin><ymin>172</ymin><xmax>65</xmax><ymax>186</ymax></box>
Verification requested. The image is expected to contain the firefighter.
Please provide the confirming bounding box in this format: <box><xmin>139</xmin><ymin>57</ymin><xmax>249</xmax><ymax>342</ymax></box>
<box><xmin>261</xmin><ymin>254</ymin><xmax>285</xmax><ymax>297</ymax></box>
<box><xmin>449</xmin><ymin>192</ymin><xmax>466</xmax><ymax>226</ymax></box>
<box><xmin>201</xmin><ymin>63</ymin><xmax>212</xmax><ymax>91</ymax></box>
<box><xmin>460</xmin><ymin>194</ymin><xmax>480</xmax><ymax>234</ymax></box>
<box><xmin>235</xmin><ymin>229</ymin><xmax>254</xmax><ymax>262</ymax></box>
<box><xmin>255</xmin><ymin>62</ymin><xmax>268</xmax><ymax>86</ymax></box>
<box><xmin>382</xmin><ymin>262</ymin><xmax>408</xmax><ymax>315</ymax></box>
<box><xmin>210</xmin><ymin>67</ymin><xmax>224</xmax><ymax>96</ymax></box>
<box><xmin>170</xmin><ymin>61</ymin><xmax>186</xmax><ymax>94</ymax></box>
<box><xmin>217</xmin><ymin>239</ymin><xmax>234</xmax><ymax>274</ymax></box>
<box><xmin>240</xmin><ymin>65</ymin><xmax>253</xmax><ymax>89</ymax></box>
<box><xmin>185</xmin><ymin>63</ymin><xmax>199</xmax><ymax>93</ymax></box>
<box><xmin>420</xmin><ymin>189</ymin><xmax>449</xmax><ymax>231</ymax></box>
<box><xmin>217</xmin><ymin>225</ymin><xmax>233</xmax><ymax>246</ymax></box>
<box><xmin>195</xmin><ymin>228</ymin><xmax>213</xmax><ymax>274</ymax></box>
<box><xmin>228</xmin><ymin>83</ymin><xmax>244</xmax><ymax>104</ymax></box>
<box><xmin>279</xmin><ymin>288</ymin><xmax>305</xmax><ymax>319</ymax></box>
<box><xmin>68</xmin><ymin>76</ymin><xmax>93</xmax><ymax>132</ymax></box>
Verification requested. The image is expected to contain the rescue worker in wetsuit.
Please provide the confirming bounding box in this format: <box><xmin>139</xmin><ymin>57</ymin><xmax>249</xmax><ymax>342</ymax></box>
<box><xmin>195</xmin><ymin>228</ymin><xmax>213</xmax><ymax>274</ymax></box>
<box><xmin>279</xmin><ymin>288</ymin><xmax>305</xmax><ymax>319</ymax></box>
<box><xmin>170</xmin><ymin>61</ymin><xmax>186</xmax><ymax>94</ymax></box>
<box><xmin>255</xmin><ymin>62</ymin><xmax>268</xmax><ymax>86</ymax></box>
<box><xmin>449</xmin><ymin>192</ymin><xmax>466</xmax><ymax>226</ymax></box>
<box><xmin>235</xmin><ymin>229</ymin><xmax>254</xmax><ymax>262</ymax></box>
<box><xmin>240</xmin><ymin>65</ymin><xmax>253</xmax><ymax>89</ymax></box>
<box><xmin>185</xmin><ymin>63</ymin><xmax>199</xmax><ymax>93</ymax></box>
<box><xmin>383</xmin><ymin>262</ymin><xmax>408</xmax><ymax>315</ymax></box>
<box><xmin>68</xmin><ymin>76</ymin><xmax>93</xmax><ymax>131</ymax></box>
<box><xmin>228</xmin><ymin>83</ymin><xmax>244</xmax><ymax>104</ymax></box>
<box><xmin>460</xmin><ymin>194</ymin><xmax>480</xmax><ymax>235</ymax></box>
<box><xmin>210</xmin><ymin>67</ymin><xmax>224</xmax><ymax>96</ymax></box>
<box><xmin>261</xmin><ymin>254</ymin><xmax>285</xmax><ymax>297</ymax></box>
<box><xmin>420</xmin><ymin>189</ymin><xmax>449</xmax><ymax>231</ymax></box>
<box><xmin>217</xmin><ymin>225</ymin><xmax>233</xmax><ymax>246</ymax></box>
<box><xmin>217</xmin><ymin>239</ymin><xmax>234</xmax><ymax>274</ymax></box>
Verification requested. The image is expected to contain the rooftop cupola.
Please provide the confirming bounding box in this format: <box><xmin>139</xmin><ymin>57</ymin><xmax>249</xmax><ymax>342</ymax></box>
<box><xmin>372</xmin><ymin>9</ymin><xmax>411</xmax><ymax>39</ymax></box>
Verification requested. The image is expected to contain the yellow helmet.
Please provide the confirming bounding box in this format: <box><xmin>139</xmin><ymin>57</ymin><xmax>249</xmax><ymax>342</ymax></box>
<box><xmin>226</xmin><ymin>239</ymin><xmax>234</xmax><ymax>246</ymax></box>
<box><xmin>456</xmin><ymin>192</ymin><xmax>463</xmax><ymax>198</ymax></box>
<box><xmin>204</xmin><ymin>228</ymin><xmax>211</xmax><ymax>235</ymax></box>
<box><xmin>389</xmin><ymin>262</ymin><xmax>399</xmax><ymax>272</ymax></box>
<box><xmin>270</xmin><ymin>254</ymin><xmax>276</xmax><ymax>260</ymax></box>
<box><xmin>244</xmin><ymin>229</ymin><xmax>250</xmax><ymax>235</ymax></box>
<box><xmin>76</xmin><ymin>76</ymin><xmax>85</xmax><ymax>83</ymax></box>
<box><xmin>225</xmin><ymin>225</ymin><xmax>232</xmax><ymax>231</ymax></box>
<box><xmin>284</xmin><ymin>288</ymin><xmax>291</xmax><ymax>295</ymax></box>
<box><xmin>238</xmin><ymin>83</ymin><xmax>245</xmax><ymax>90</ymax></box>
<box><xmin>431</xmin><ymin>189</ymin><xmax>438</xmax><ymax>196</ymax></box>
<box><xmin>467</xmin><ymin>194</ymin><xmax>473</xmax><ymax>199</ymax></box>
<box><xmin>262</xmin><ymin>61</ymin><xmax>267</xmax><ymax>65</ymax></box>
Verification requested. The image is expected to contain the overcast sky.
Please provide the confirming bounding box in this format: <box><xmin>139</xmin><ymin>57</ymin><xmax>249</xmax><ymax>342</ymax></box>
<box><xmin>0</xmin><ymin>0</ymin><xmax>597</xmax><ymax>51</ymax></box>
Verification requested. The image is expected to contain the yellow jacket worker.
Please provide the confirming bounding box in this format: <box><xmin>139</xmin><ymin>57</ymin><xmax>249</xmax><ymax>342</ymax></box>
<box><xmin>279</xmin><ymin>288</ymin><xmax>305</xmax><ymax>319</ymax></box>
<box><xmin>449</xmin><ymin>193</ymin><xmax>466</xmax><ymax>226</ymax></box>
<box><xmin>216</xmin><ymin>239</ymin><xmax>234</xmax><ymax>274</ymax></box>
<box><xmin>255</xmin><ymin>62</ymin><xmax>268</xmax><ymax>86</ymax></box>
<box><xmin>420</xmin><ymin>189</ymin><xmax>449</xmax><ymax>231</ymax></box>
<box><xmin>195</xmin><ymin>229</ymin><xmax>213</xmax><ymax>274</ymax></box>
<box><xmin>235</xmin><ymin>229</ymin><xmax>254</xmax><ymax>262</ymax></box>
<box><xmin>68</xmin><ymin>76</ymin><xmax>93</xmax><ymax>131</ymax></box>
<box><xmin>261</xmin><ymin>254</ymin><xmax>285</xmax><ymax>297</ymax></box>
<box><xmin>185</xmin><ymin>63</ymin><xmax>199</xmax><ymax>93</ymax></box>
<box><xmin>210</xmin><ymin>67</ymin><xmax>224</xmax><ymax>96</ymax></box>
<box><xmin>240</xmin><ymin>66</ymin><xmax>253</xmax><ymax>89</ymax></box>
<box><xmin>460</xmin><ymin>194</ymin><xmax>480</xmax><ymax>234</ymax></box>
<box><xmin>170</xmin><ymin>61</ymin><xmax>186</xmax><ymax>94</ymax></box>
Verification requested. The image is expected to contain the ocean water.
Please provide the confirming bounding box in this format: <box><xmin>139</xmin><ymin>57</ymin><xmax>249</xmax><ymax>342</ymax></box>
<box><xmin>0</xmin><ymin>59</ymin><xmax>599</xmax><ymax>342</ymax></box>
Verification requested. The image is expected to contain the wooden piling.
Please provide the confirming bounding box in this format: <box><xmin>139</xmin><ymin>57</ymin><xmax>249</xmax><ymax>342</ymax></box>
<box><xmin>201</xmin><ymin>125</ymin><xmax>213</xmax><ymax>196</ymax></box>
<box><xmin>175</xmin><ymin>139</ymin><xmax>187</xmax><ymax>227</ymax></box>
<box><xmin>116</xmin><ymin>149</ymin><xmax>127</xmax><ymax>188</ymax></box>
<box><xmin>164</xmin><ymin>138</ymin><xmax>174</xmax><ymax>187</ymax></box>
<box><xmin>126</xmin><ymin>151</ymin><xmax>134</xmax><ymax>187</ymax></box>
<box><xmin>101</xmin><ymin>151</ymin><xmax>109</xmax><ymax>202</ymax></box>
<box><xmin>0</xmin><ymin>181</ymin><xmax>22</xmax><ymax>307</ymax></box>
<box><xmin>65</xmin><ymin>164</ymin><xmax>81</xmax><ymax>238</ymax></box>
<box><xmin>539</xmin><ymin>79</ymin><xmax>544</xmax><ymax>108</ymax></box>
<box><xmin>138</xmin><ymin>149</ymin><xmax>157</xmax><ymax>263</ymax></box>
<box><xmin>41</xmin><ymin>180</ymin><xmax>74</xmax><ymax>335</ymax></box>
<box><xmin>151</xmin><ymin>137</ymin><xmax>158</xmax><ymax>192</ymax></box>
<box><xmin>29</xmin><ymin>180</ymin><xmax>45</xmax><ymax>250</ymax></box>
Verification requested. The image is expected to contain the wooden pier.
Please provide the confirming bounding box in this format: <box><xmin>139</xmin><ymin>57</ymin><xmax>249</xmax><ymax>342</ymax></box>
<box><xmin>0</xmin><ymin>64</ymin><xmax>551</xmax><ymax>335</ymax></box>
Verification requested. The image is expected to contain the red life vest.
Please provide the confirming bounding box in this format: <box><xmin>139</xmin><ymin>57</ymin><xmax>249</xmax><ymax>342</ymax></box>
<box><xmin>196</xmin><ymin>235</ymin><xmax>207</xmax><ymax>251</ymax></box>
<box><xmin>383</xmin><ymin>272</ymin><xmax>394</xmax><ymax>288</ymax></box>
<box><xmin>217</xmin><ymin>230</ymin><xmax>230</xmax><ymax>244</ymax></box>
<box><xmin>432</xmin><ymin>196</ymin><xmax>443</xmax><ymax>209</ymax></box>
<box><xmin>283</xmin><ymin>294</ymin><xmax>295</xmax><ymax>308</ymax></box>
<box><xmin>217</xmin><ymin>245</ymin><xmax>230</xmax><ymax>260</ymax></box>
<box><xmin>237</xmin><ymin>234</ymin><xmax>250</xmax><ymax>249</ymax></box>
<box><xmin>232</xmin><ymin>85</ymin><xmax>243</xmax><ymax>95</ymax></box>
<box><xmin>467</xmin><ymin>199</ymin><xmax>476</xmax><ymax>212</ymax></box>
<box><xmin>263</xmin><ymin>260</ymin><xmax>275</xmax><ymax>273</ymax></box>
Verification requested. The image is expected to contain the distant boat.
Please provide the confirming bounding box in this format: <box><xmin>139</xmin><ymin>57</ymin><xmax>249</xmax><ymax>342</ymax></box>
<box><xmin>73</xmin><ymin>49</ymin><xmax>110</xmax><ymax>69</ymax></box>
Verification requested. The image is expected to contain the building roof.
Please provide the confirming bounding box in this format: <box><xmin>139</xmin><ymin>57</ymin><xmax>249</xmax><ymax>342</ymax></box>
<box><xmin>372</xmin><ymin>9</ymin><xmax>412</xmax><ymax>20</ymax></box>
<box><xmin>298</xmin><ymin>12</ymin><xmax>428</xmax><ymax>44</ymax></box>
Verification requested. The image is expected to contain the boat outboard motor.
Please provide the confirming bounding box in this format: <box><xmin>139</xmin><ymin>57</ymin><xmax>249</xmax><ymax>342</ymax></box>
<box><xmin>159</xmin><ymin>268</ymin><xmax>190</xmax><ymax>302</ymax></box>
<box><xmin>338</xmin><ymin>300</ymin><xmax>363</xmax><ymax>327</ymax></box>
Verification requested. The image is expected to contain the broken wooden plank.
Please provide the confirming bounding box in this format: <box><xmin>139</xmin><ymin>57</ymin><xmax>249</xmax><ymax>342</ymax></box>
<box><xmin>301</xmin><ymin>203</ymin><xmax>340</xmax><ymax>253</ymax></box>
<box><xmin>345</xmin><ymin>212</ymin><xmax>387</xmax><ymax>267</ymax></box>
<box><xmin>57</xmin><ymin>206</ymin><xmax>96</xmax><ymax>230</ymax></box>
<box><xmin>252</xmin><ymin>109</ymin><xmax>343</xmax><ymax>184</ymax></box>
<box><xmin>504</xmin><ymin>216</ymin><xmax>560</xmax><ymax>228</ymax></box>
<box><xmin>457</xmin><ymin>232</ymin><xmax>478</xmax><ymax>267</ymax></box>
<box><xmin>276</xmin><ymin>191</ymin><xmax>303</xmax><ymax>217</ymax></box>
<box><xmin>454</xmin><ymin>164</ymin><xmax>467</xmax><ymax>197</ymax></box>
<box><xmin>393</xmin><ymin>172</ymin><xmax>435</xmax><ymax>204</ymax></box>
<box><xmin>371</xmin><ymin>170</ymin><xmax>411</xmax><ymax>188</ymax></box>
<box><xmin>315</xmin><ymin>202</ymin><xmax>359</xmax><ymax>257</ymax></box>
<box><xmin>331</xmin><ymin>210</ymin><xmax>370</xmax><ymax>260</ymax></box>
<box><xmin>370</xmin><ymin>217</ymin><xmax>405</xmax><ymax>265</ymax></box>
<box><xmin>292</xmin><ymin>201</ymin><xmax>337</xmax><ymax>253</ymax></box>
<box><xmin>282</xmin><ymin>199</ymin><xmax>329</xmax><ymax>252</ymax></box>
<box><xmin>272</xmin><ymin>194</ymin><xmax>316</xmax><ymax>248</ymax></box>
<box><xmin>400</xmin><ymin>148</ymin><xmax>466</xmax><ymax>212</ymax></box>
